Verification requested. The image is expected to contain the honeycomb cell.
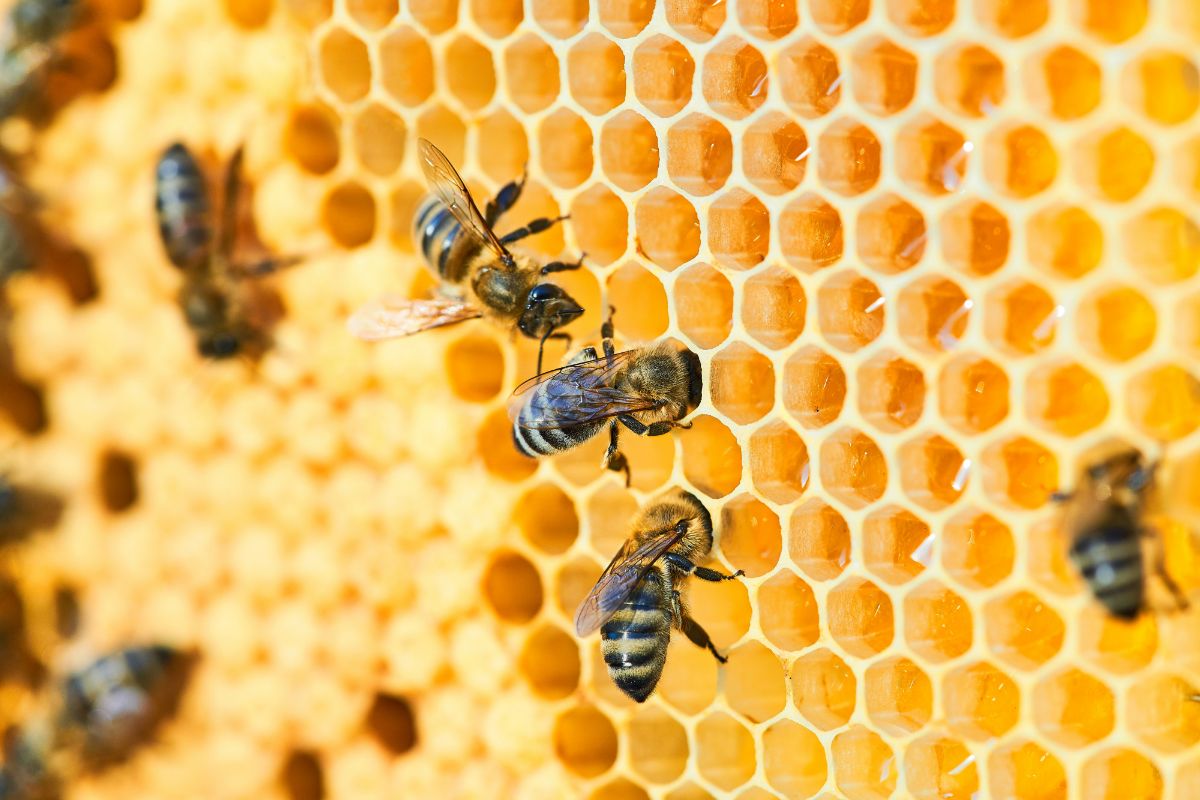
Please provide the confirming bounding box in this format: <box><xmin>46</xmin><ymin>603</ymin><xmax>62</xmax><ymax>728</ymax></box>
<box><xmin>482</xmin><ymin>551</ymin><xmax>543</xmax><ymax>623</ymax></box>
<box><xmin>936</xmin><ymin>44</ymin><xmax>1005</xmax><ymax>118</ymax></box>
<box><xmin>481</xmin><ymin>406</ymin><xmax>541</xmax><ymax>479</ymax></box>
<box><xmin>409</xmin><ymin>0</ymin><xmax>457</xmax><ymax>32</ymax></box>
<box><xmin>735</xmin><ymin>0</ymin><xmax>797</xmax><ymax>39</ymax></box>
<box><xmin>539</xmin><ymin>109</ymin><xmax>594</xmax><ymax>188</ymax></box>
<box><xmin>820</xmin><ymin>428</ymin><xmax>887</xmax><ymax>509</ymax></box>
<box><xmin>1027</xmin><ymin>517</ymin><xmax>1078</xmax><ymax>599</ymax></box>
<box><xmin>634</xmin><ymin>187</ymin><xmax>699</xmax><ymax>269</ymax></box>
<box><xmin>943</xmin><ymin>661</ymin><xmax>1020</xmax><ymax>740</ymax></box>
<box><xmin>366</xmin><ymin>693</ymin><xmax>417</xmax><ymax>754</ymax></box>
<box><xmin>607</xmin><ymin>263</ymin><xmax>668</xmax><ymax>341</ymax></box>
<box><xmin>791</xmin><ymin>648</ymin><xmax>856</xmax><ymax>729</ymax></box>
<box><xmin>1072</xmin><ymin>0</ymin><xmax>1147</xmax><ymax>42</ymax></box>
<box><xmin>725</xmin><ymin>642</ymin><xmax>786</xmax><ymax>722</ymax></box>
<box><xmin>317</xmin><ymin>28</ymin><xmax>370</xmax><ymax>104</ymax></box>
<box><xmin>514</xmin><ymin>483</ymin><xmax>578</xmax><ymax>554</ymax></box>
<box><xmin>856</xmin><ymin>193</ymin><xmax>926</xmax><ymax>274</ymax></box>
<box><xmin>710</xmin><ymin>342</ymin><xmax>775</xmax><ymax>424</ymax></box>
<box><xmin>675</xmin><ymin>263</ymin><xmax>733</xmax><ymax>349</ymax></box>
<box><xmin>470</xmin><ymin>0</ymin><xmax>522</xmax><ymax>36</ymax></box>
<box><xmin>887</xmin><ymin>0</ymin><xmax>954</xmax><ymax>35</ymax></box>
<box><xmin>984</xmin><ymin>124</ymin><xmax>1058</xmax><ymax>197</ymax></box>
<box><xmin>1081</xmin><ymin>749</ymin><xmax>1163</xmax><ymax>800</ymax></box>
<box><xmin>809</xmin><ymin>0</ymin><xmax>868</xmax><ymax>31</ymax></box>
<box><xmin>1125</xmin><ymin>51</ymin><xmax>1200</xmax><ymax>126</ymax></box>
<box><xmin>783</xmin><ymin>346</ymin><xmax>847</xmax><ymax>429</ymax></box>
<box><xmin>743</xmin><ymin>113</ymin><xmax>808</xmax><ymax>196</ymax></box>
<box><xmin>904</xmin><ymin>581</ymin><xmax>973</xmax><ymax>662</ymax></box>
<box><xmin>532</xmin><ymin>0</ymin><xmax>587</xmax><ymax>37</ymax></box>
<box><xmin>832</xmin><ymin>726</ymin><xmax>897</xmax><ymax>800</ymax></box>
<box><xmin>985</xmin><ymin>280</ymin><xmax>1061</xmax><ymax>356</ymax></box>
<box><xmin>709</xmin><ymin>190</ymin><xmax>770</xmax><ymax>269</ymax></box>
<box><xmin>904</xmin><ymin>736</ymin><xmax>980</xmax><ymax>800</ymax></box>
<box><xmin>741</xmin><ymin>266</ymin><xmax>804</xmax><ymax>350</ymax></box>
<box><xmin>667</xmin><ymin>114</ymin><xmax>733</xmax><ymax>196</ymax></box>
<box><xmin>633</xmin><ymin>35</ymin><xmax>695</xmax><ymax>117</ymax></box>
<box><xmin>817</xmin><ymin>119</ymin><xmax>882</xmax><ymax>196</ymax></box>
<box><xmin>346</xmin><ymin>0</ymin><xmax>397</xmax><ymax>28</ymax></box>
<box><xmin>1122</xmin><ymin>207</ymin><xmax>1200</xmax><ymax>284</ymax></box>
<box><xmin>789</xmin><ymin>499</ymin><xmax>851</xmax><ymax>581</ymax></box>
<box><xmin>987</xmin><ymin>741</ymin><xmax>1067</xmax><ymax>800</ymax></box>
<box><xmin>659</xmin><ymin>638</ymin><xmax>719</xmax><ymax>714</ymax></box>
<box><xmin>570</xmin><ymin>186</ymin><xmax>628</xmax><ymax>266</ymax></box>
<box><xmin>695</xmin><ymin>713</ymin><xmax>755</xmax><ymax>791</ymax></box>
<box><xmin>1027</xmin><ymin>204</ymin><xmax>1103</xmax><ymax>278</ymax></box>
<box><xmin>388</xmin><ymin>181</ymin><xmax>425</xmax><ymax>249</ymax></box>
<box><xmin>865</xmin><ymin>657</ymin><xmax>933</xmax><ymax>734</ymax></box>
<box><xmin>681</xmin><ymin>415</ymin><xmax>743</xmax><ymax>498</ymax></box>
<box><xmin>98</xmin><ymin>450</ymin><xmax>138</xmax><ymax>512</ymax></box>
<box><xmin>283</xmin><ymin>751</ymin><xmax>323</xmax><ymax>800</ymax></box>
<box><xmin>942</xmin><ymin>510</ymin><xmax>1014</xmax><ymax>589</ymax></box>
<box><xmin>322</xmin><ymin>181</ymin><xmax>376</xmax><ymax>248</ymax></box>
<box><xmin>628</xmin><ymin>706</ymin><xmax>688</xmax><ymax>783</ymax></box>
<box><xmin>749</xmin><ymin>420</ymin><xmax>810</xmax><ymax>504</ymax></box>
<box><xmin>701</xmin><ymin>38</ymin><xmax>768</xmax><ymax>120</ymax></box>
<box><xmin>379</xmin><ymin>26</ymin><xmax>435</xmax><ymax>107</ymax></box>
<box><xmin>518</xmin><ymin>625</ymin><xmax>581</xmax><ymax>698</ymax></box>
<box><xmin>759</xmin><ymin>570</ymin><xmax>819</xmax><ymax>651</ymax></box>
<box><xmin>817</xmin><ymin>271</ymin><xmax>884</xmax><ymax>352</ymax></box>
<box><xmin>599</xmin><ymin>112</ymin><xmax>661</xmax><ymax>193</ymax></box>
<box><xmin>591</xmin><ymin>780</ymin><xmax>651</xmax><ymax>800</ymax></box>
<box><xmin>587</xmin><ymin>482</ymin><xmax>639</xmax><ymax>557</ymax></box>
<box><xmin>851</xmin><ymin>38</ymin><xmax>918</xmax><ymax>117</ymax></box>
<box><xmin>665</xmin><ymin>0</ymin><xmax>726</xmax><ymax>41</ymax></box>
<box><xmin>1026</xmin><ymin>362</ymin><xmax>1110</xmax><ymax>436</ymax></box>
<box><xmin>975</xmin><ymin>0</ymin><xmax>1046</xmax><ymax>36</ymax></box>
<box><xmin>284</xmin><ymin>104</ymin><xmax>339</xmax><ymax>175</ymax></box>
<box><xmin>599</xmin><ymin>0</ymin><xmax>653</xmax><ymax>37</ymax></box>
<box><xmin>1128</xmin><ymin>674</ymin><xmax>1200</xmax><ymax>752</ymax></box>
<box><xmin>718</xmin><ymin>494</ymin><xmax>782</xmax><ymax>577</ymax></box>
<box><xmin>896</xmin><ymin>116</ymin><xmax>970</xmax><ymax>195</ymax></box>
<box><xmin>1077</xmin><ymin>126</ymin><xmax>1156</xmax><ymax>202</ymax></box>
<box><xmin>568</xmin><ymin>34</ymin><xmax>626</xmax><ymax>115</ymax></box>
<box><xmin>1077</xmin><ymin>604</ymin><xmax>1157</xmax><ymax>675</ymax></box>
<box><xmin>942</xmin><ymin>199</ymin><xmax>1009</xmax><ymax>275</ymax></box>
<box><xmin>985</xmin><ymin>590</ymin><xmax>1064</xmax><ymax>669</ymax></box>
<box><xmin>938</xmin><ymin>356</ymin><xmax>1009</xmax><ymax>434</ymax></box>
<box><xmin>353</xmin><ymin>104</ymin><xmax>406</xmax><ymax>177</ymax></box>
<box><xmin>898</xmin><ymin>276</ymin><xmax>972</xmax><ymax>353</ymax></box>
<box><xmin>857</xmin><ymin>352</ymin><xmax>925</xmax><ymax>432</ymax></box>
<box><xmin>863</xmin><ymin>505</ymin><xmax>931</xmax><ymax>585</ymax></box>
<box><xmin>555</xmin><ymin>705</ymin><xmax>618</xmax><ymax>777</ymax></box>
<box><xmin>445</xmin><ymin>332</ymin><xmax>504</xmax><ymax>402</ymax></box>
<box><xmin>504</xmin><ymin>35</ymin><xmax>561</xmax><ymax>113</ymax></box>
<box><xmin>762</xmin><ymin>720</ymin><xmax>826</xmax><ymax>799</ymax></box>
<box><xmin>779</xmin><ymin>193</ymin><xmax>844</xmax><ymax>272</ymax></box>
<box><xmin>1033</xmin><ymin>668</ymin><xmax>1115</xmax><ymax>747</ymax></box>
<box><xmin>828</xmin><ymin>577</ymin><xmax>894</xmax><ymax>658</ymax></box>
<box><xmin>414</xmin><ymin>102</ymin><xmax>467</xmax><ymax>161</ymax></box>
<box><xmin>1027</xmin><ymin>46</ymin><xmax>1102</xmax><ymax>121</ymax></box>
<box><xmin>1126</xmin><ymin>365</ymin><xmax>1200</xmax><ymax>441</ymax></box>
<box><xmin>779</xmin><ymin>38</ymin><xmax>841</xmax><ymax>119</ymax></box>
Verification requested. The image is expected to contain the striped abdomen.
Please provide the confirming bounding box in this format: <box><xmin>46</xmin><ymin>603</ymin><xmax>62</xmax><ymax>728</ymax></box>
<box><xmin>414</xmin><ymin>194</ymin><xmax>478</xmax><ymax>284</ymax></box>
<box><xmin>511</xmin><ymin>378</ymin><xmax>605</xmax><ymax>458</ymax></box>
<box><xmin>1070</xmin><ymin>523</ymin><xmax>1144</xmax><ymax>619</ymax></box>
<box><xmin>600</xmin><ymin>571</ymin><xmax>672</xmax><ymax>703</ymax></box>
<box><xmin>154</xmin><ymin>143</ymin><xmax>211</xmax><ymax>272</ymax></box>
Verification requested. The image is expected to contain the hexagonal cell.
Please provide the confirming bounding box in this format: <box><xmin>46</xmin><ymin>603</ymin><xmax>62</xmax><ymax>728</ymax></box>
<box><xmin>607</xmin><ymin>263</ymin><xmax>668</xmax><ymax>341</ymax></box>
<box><xmin>598</xmin><ymin>0</ymin><xmax>653</xmax><ymax>36</ymax></box>
<box><xmin>944</xmin><ymin>661</ymin><xmax>1020</xmax><ymax>741</ymax></box>
<box><xmin>1072</xmin><ymin>0</ymin><xmax>1147</xmax><ymax>42</ymax></box>
<box><xmin>1027</xmin><ymin>517</ymin><xmax>1079</xmax><ymax>598</ymax></box>
<box><xmin>284</xmin><ymin>104</ymin><xmax>339</xmax><ymax>175</ymax></box>
<box><xmin>555</xmin><ymin>705</ymin><xmax>618</xmax><ymax>777</ymax></box>
<box><xmin>676</xmin><ymin>263</ymin><xmax>732</xmax><ymax>349</ymax></box>
<box><xmin>538</xmin><ymin>110</ymin><xmax>594</xmax><ymax>189</ymax></box>
<box><xmin>935</xmin><ymin>44</ymin><xmax>1005</xmax><ymax>118</ymax></box>
<box><xmin>710</xmin><ymin>342</ymin><xmax>775</xmax><ymax>424</ymax></box>
<box><xmin>779</xmin><ymin>193</ymin><xmax>844</xmax><ymax>272</ymax></box>
<box><xmin>570</xmin><ymin>185</ymin><xmax>627</xmax><ymax>266</ymax></box>
<box><xmin>666</xmin><ymin>114</ymin><xmax>733</xmax><ymax>196</ymax></box>
<box><xmin>749</xmin><ymin>420</ymin><xmax>810</xmax><ymax>504</ymax></box>
<box><xmin>681</xmin><ymin>415</ymin><xmax>742</xmax><ymax>498</ymax></box>
<box><xmin>444</xmin><ymin>35</ymin><xmax>495</xmax><ymax>110</ymax></box>
<box><xmin>832</xmin><ymin>726</ymin><xmax>897</xmax><ymax>799</ymax></box>
<box><xmin>886</xmin><ymin>0</ymin><xmax>954</xmax><ymax>35</ymax></box>
<box><xmin>742</xmin><ymin>266</ymin><xmax>804</xmax><ymax>350</ymax></box>
<box><xmin>987</xmin><ymin>741</ymin><xmax>1067</xmax><ymax>800</ymax></box>
<box><xmin>633</xmin><ymin>35</ymin><xmax>695</xmax><ymax>117</ymax></box>
<box><xmin>791</xmin><ymin>648</ymin><xmax>856</xmax><ymax>729</ymax></box>
<box><xmin>762</xmin><ymin>720</ymin><xmax>826</xmax><ymax>799</ymax></box>
<box><xmin>904</xmin><ymin>736</ymin><xmax>980</xmax><ymax>800</ymax></box>
<box><xmin>863</xmin><ymin>505</ymin><xmax>932</xmax><ymax>585</ymax></box>
<box><xmin>1032</xmin><ymin>668</ymin><xmax>1115</xmax><ymax>747</ymax></box>
<box><xmin>942</xmin><ymin>199</ymin><xmax>1009</xmax><ymax>276</ymax></box>
<box><xmin>708</xmin><ymin>190</ymin><xmax>770</xmax><ymax>269</ymax></box>
<box><xmin>904</xmin><ymin>581</ymin><xmax>973</xmax><ymax>663</ymax></box>
<box><xmin>1081</xmin><ymin>748</ymin><xmax>1163</xmax><ymax>800</ymax></box>
<box><xmin>1124</xmin><ymin>51</ymin><xmax>1199</xmax><ymax>126</ymax></box>
<box><xmin>938</xmin><ymin>356</ymin><xmax>1009</xmax><ymax>435</ymax></box>
<box><xmin>725</xmin><ymin>642</ymin><xmax>786</xmax><ymax>722</ymax></box>
<box><xmin>470</xmin><ymin>0</ymin><xmax>522</xmax><ymax>36</ymax></box>
<box><xmin>663</xmin><ymin>785</ymin><xmax>713</xmax><ymax>800</ymax></box>
<box><xmin>285</xmin><ymin>0</ymin><xmax>333</xmax><ymax>28</ymax></box>
<box><xmin>634</xmin><ymin>187</ymin><xmax>698</xmax><ymax>269</ymax></box>
<box><xmin>779</xmin><ymin>38</ymin><xmax>841</xmax><ymax>119</ymax></box>
<box><xmin>828</xmin><ymin>577</ymin><xmax>894</xmax><ymax>658</ymax></box>
<box><xmin>865</xmin><ymin>657</ymin><xmax>933</xmax><ymax>734</ymax></box>
<box><xmin>1026</xmin><ymin>361</ymin><xmax>1110</xmax><ymax>436</ymax></box>
<box><xmin>984</xmin><ymin>123</ymin><xmax>1057</xmax><ymax>198</ymax></box>
<box><xmin>322</xmin><ymin>181</ymin><xmax>376</xmax><ymax>248</ymax></box>
<box><xmin>665</xmin><ymin>0</ymin><xmax>726</xmax><ymax>41</ymax></box>
<box><xmin>718</xmin><ymin>494</ymin><xmax>782</xmax><ymax>577</ymax></box>
<box><xmin>857</xmin><ymin>352</ymin><xmax>925</xmax><ymax>432</ymax></box>
<box><xmin>1126</xmin><ymin>365</ymin><xmax>1200</xmax><ymax>441</ymax></box>
<box><xmin>851</xmin><ymin>37</ymin><xmax>918</xmax><ymax>117</ymax></box>
<box><xmin>897</xmin><ymin>276</ymin><xmax>972</xmax><ymax>353</ymax></box>
<box><xmin>737</xmin><ymin>0</ymin><xmax>797</xmax><ymax>39</ymax></box>
<box><xmin>1027</xmin><ymin>204</ymin><xmax>1103</xmax><ymax>279</ymax></box>
<box><xmin>531</xmin><ymin>0</ymin><xmax>587</xmax><ymax>37</ymax></box>
<box><xmin>482</xmin><ymin>550</ymin><xmax>543</xmax><ymax>623</ymax></box>
<box><xmin>1122</xmin><ymin>206</ymin><xmax>1200</xmax><ymax>284</ymax></box>
<box><xmin>504</xmin><ymin>34</ymin><xmax>561</xmax><ymax>113</ymax></box>
<box><xmin>586</xmin><ymin>482</ymin><xmax>639</xmax><ymax>558</ymax></box>
<box><xmin>817</xmin><ymin>119</ymin><xmax>882</xmax><ymax>196</ymax></box>
<box><xmin>696</xmin><ymin>713</ymin><xmax>755</xmax><ymax>791</ymax></box>
<box><xmin>984</xmin><ymin>280</ymin><xmax>1062</xmax><ymax>356</ymax></box>
<box><xmin>590</xmin><ymin>780</ymin><xmax>651</xmax><ymax>800</ymax></box>
<box><xmin>409</xmin><ymin>0</ymin><xmax>457</xmax><ymax>32</ymax></box>
<box><xmin>556</xmin><ymin>557</ymin><xmax>602</xmax><ymax>623</ymax></box>
<box><xmin>658</xmin><ymin>638</ymin><xmax>719</xmax><ymax>714</ymax></box>
<box><xmin>1077</xmin><ymin>604</ymin><xmax>1157</xmax><ymax>676</ymax></box>
<box><xmin>701</xmin><ymin>38</ymin><xmax>768</xmax><ymax>120</ymax></box>
<box><xmin>820</xmin><ymin>428</ymin><xmax>887</xmax><ymax>510</ymax></box>
<box><xmin>379</xmin><ymin>26</ymin><xmax>435</xmax><ymax>107</ymax></box>
<box><xmin>628</xmin><ymin>706</ymin><xmax>688</xmax><ymax>783</ymax></box>
<box><xmin>353</xmin><ymin>104</ymin><xmax>407</xmax><ymax>177</ymax></box>
<box><xmin>783</xmin><ymin>346</ymin><xmax>847</xmax><ymax>429</ymax></box>
<box><xmin>817</xmin><ymin>271</ymin><xmax>884</xmax><ymax>353</ymax></box>
<box><xmin>318</xmin><ymin>27</ymin><xmax>370</xmax><ymax>104</ymax></box>
<box><xmin>387</xmin><ymin>181</ymin><xmax>426</xmax><ymax>250</ymax></box>
<box><xmin>1025</xmin><ymin>45</ymin><xmax>1101</xmax><ymax>121</ymax></box>
<box><xmin>856</xmin><ymin>193</ymin><xmax>926</xmax><ymax>274</ymax></box>
<box><xmin>743</xmin><ymin>113</ymin><xmax>809</xmax><ymax>195</ymax></box>
<box><xmin>975</xmin><ymin>0</ymin><xmax>1046</xmax><ymax>36</ymax></box>
<box><xmin>513</xmin><ymin>483</ymin><xmax>578</xmax><ymax>554</ymax></box>
<box><xmin>809</xmin><ymin>0</ymin><xmax>868</xmax><ymax>31</ymax></box>
<box><xmin>789</xmin><ymin>499</ymin><xmax>851</xmax><ymax>581</ymax></box>
<box><xmin>759</xmin><ymin>570</ymin><xmax>819</xmax><ymax>651</ymax></box>
<box><xmin>568</xmin><ymin>34</ymin><xmax>626</xmax><ymax>115</ymax></box>
<box><xmin>895</xmin><ymin>116</ymin><xmax>970</xmax><ymax>195</ymax></box>
<box><xmin>444</xmin><ymin>332</ymin><xmax>505</xmax><ymax>404</ymax></box>
<box><xmin>1128</xmin><ymin>674</ymin><xmax>1200</xmax><ymax>752</ymax></box>
<box><xmin>942</xmin><ymin>510</ymin><xmax>1014</xmax><ymax>589</ymax></box>
<box><xmin>985</xmin><ymin>590</ymin><xmax>1065</xmax><ymax>669</ymax></box>
<box><xmin>519</xmin><ymin>624</ymin><xmax>581</xmax><ymax>698</ymax></box>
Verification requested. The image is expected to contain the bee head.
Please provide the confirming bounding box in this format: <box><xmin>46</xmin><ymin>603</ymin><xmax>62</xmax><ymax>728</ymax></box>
<box><xmin>681</xmin><ymin>348</ymin><xmax>703</xmax><ymax>410</ymax></box>
<box><xmin>518</xmin><ymin>283</ymin><xmax>583</xmax><ymax>339</ymax></box>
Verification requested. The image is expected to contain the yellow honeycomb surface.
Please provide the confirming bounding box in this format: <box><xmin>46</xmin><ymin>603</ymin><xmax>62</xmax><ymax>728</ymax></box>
<box><xmin>2</xmin><ymin>0</ymin><xmax>1200</xmax><ymax>798</ymax></box>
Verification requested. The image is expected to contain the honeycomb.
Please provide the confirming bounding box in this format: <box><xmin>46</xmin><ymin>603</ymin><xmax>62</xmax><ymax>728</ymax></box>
<box><xmin>1</xmin><ymin>0</ymin><xmax>1199</xmax><ymax>797</ymax></box>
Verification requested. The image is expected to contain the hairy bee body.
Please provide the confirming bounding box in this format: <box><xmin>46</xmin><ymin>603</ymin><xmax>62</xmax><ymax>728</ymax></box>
<box><xmin>0</xmin><ymin>0</ymin><xmax>79</xmax><ymax>120</ymax></box>
<box><xmin>0</xmin><ymin>211</ymin><xmax>30</xmax><ymax>280</ymax></box>
<box><xmin>600</xmin><ymin>569</ymin><xmax>673</xmax><ymax>702</ymax></box>
<box><xmin>1069</xmin><ymin>513</ymin><xmax>1144</xmax><ymax>618</ymax></box>
<box><xmin>153</xmin><ymin>143</ymin><xmax>212</xmax><ymax>273</ymax></box>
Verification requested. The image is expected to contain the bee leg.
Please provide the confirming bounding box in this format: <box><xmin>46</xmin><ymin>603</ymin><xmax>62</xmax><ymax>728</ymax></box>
<box><xmin>499</xmin><ymin>215</ymin><xmax>570</xmax><ymax>246</ymax></box>
<box><xmin>541</xmin><ymin>253</ymin><xmax>586</xmax><ymax>275</ymax></box>
<box><xmin>664</xmin><ymin>553</ymin><xmax>745</xmax><ymax>583</ymax></box>
<box><xmin>536</xmin><ymin>331</ymin><xmax>572</xmax><ymax>374</ymax></box>
<box><xmin>617</xmin><ymin>415</ymin><xmax>680</xmax><ymax>438</ymax></box>
<box><xmin>602</xmin><ymin>422</ymin><xmax>631</xmax><ymax>487</ymax></box>
<box><xmin>485</xmin><ymin>167</ymin><xmax>527</xmax><ymax>226</ymax></box>
<box><xmin>680</xmin><ymin>614</ymin><xmax>727</xmax><ymax>664</ymax></box>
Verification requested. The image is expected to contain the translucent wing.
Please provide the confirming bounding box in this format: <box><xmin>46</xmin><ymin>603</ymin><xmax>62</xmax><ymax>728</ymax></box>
<box><xmin>575</xmin><ymin>524</ymin><xmax>688</xmax><ymax>636</ymax></box>
<box><xmin>507</xmin><ymin>349</ymin><xmax>659</xmax><ymax>430</ymax></box>
<box><xmin>347</xmin><ymin>295</ymin><xmax>482</xmax><ymax>341</ymax></box>
<box><xmin>417</xmin><ymin>139</ymin><xmax>510</xmax><ymax>263</ymax></box>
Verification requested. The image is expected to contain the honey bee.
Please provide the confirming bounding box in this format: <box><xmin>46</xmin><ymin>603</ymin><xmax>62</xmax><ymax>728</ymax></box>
<box><xmin>0</xmin><ymin>478</ymin><xmax>62</xmax><ymax>545</ymax></box>
<box><xmin>576</xmin><ymin>490</ymin><xmax>742</xmax><ymax>702</ymax></box>
<box><xmin>508</xmin><ymin>309</ymin><xmax>701</xmax><ymax>486</ymax></box>
<box><xmin>155</xmin><ymin>142</ymin><xmax>295</xmax><ymax>359</ymax></box>
<box><xmin>0</xmin><ymin>721</ymin><xmax>58</xmax><ymax>800</ymax></box>
<box><xmin>347</xmin><ymin>138</ymin><xmax>585</xmax><ymax>374</ymax></box>
<box><xmin>1054</xmin><ymin>448</ymin><xmax>1189</xmax><ymax>619</ymax></box>
<box><xmin>0</xmin><ymin>0</ymin><xmax>79</xmax><ymax>120</ymax></box>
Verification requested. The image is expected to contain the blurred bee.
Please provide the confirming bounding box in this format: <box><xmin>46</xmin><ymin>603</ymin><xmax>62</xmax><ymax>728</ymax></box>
<box><xmin>508</xmin><ymin>309</ymin><xmax>701</xmax><ymax>486</ymax></box>
<box><xmin>0</xmin><ymin>0</ymin><xmax>79</xmax><ymax>120</ymax></box>
<box><xmin>0</xmin><ymin>478</ymin><xmax>62</xmax><ymax>546</ymax></box>
<box><xmin>1054</xmin><ymin>448</ymin><xmax>1189</xmax><ymax>619</ymax></box>
<box><xmin>348</xmin><ymin>138</ymin><xmax>585</xmax><ymax>374</ymax></box>
<box><xmin>155</xmin><ymin>142</ymin><xmax>296</xmax><ymax>359</ymax></box>
<box><xmin>576</xmin><ymin>490</ymin><xmax>742</xmax><ymax>702</ymax></box>
<box><xmin>0</xmin><ymin>721</ymin><xmax>58</xmax><ymax>800</ymax></box>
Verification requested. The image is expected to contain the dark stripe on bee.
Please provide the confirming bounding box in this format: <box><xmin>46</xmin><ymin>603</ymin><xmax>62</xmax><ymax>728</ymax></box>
<box><xmin>512</xmin><ymin>378</ymin><xmax>606</xmax><ymax>458</ymax></box>
<box><xmin>1070</xmin><ymin>525</ymin><xmax>1144</xmax><ymax>619</ymax></box>
<box><xmin>601</xmin><ymin>573</ymin><xmax>672</xmax><ymax>703</ymax></box>
<box><xmin>414</xmin><ymin>194</ymin><xmax>467</xmax><ymax>283</ymax></box>
<box><xmin>154</xmin><ymin>144</ymin><xmax>211</xmax><ymax>272</ymax></box>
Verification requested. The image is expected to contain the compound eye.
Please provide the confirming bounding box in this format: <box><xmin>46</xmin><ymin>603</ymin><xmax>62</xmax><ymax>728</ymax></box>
<box><xmin>528</xmin><ymin>283</ymin><xmax>561</xmax><ymax>303</ymax></box>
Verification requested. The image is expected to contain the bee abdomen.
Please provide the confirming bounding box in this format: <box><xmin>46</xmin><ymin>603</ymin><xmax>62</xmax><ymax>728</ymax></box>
<box><xmin>512</xmin><ymin>386</ymin><xmax>602</xmax><ymax>458</ymax></box>
<box><xmin>600</xmin><ymin>581</ymin><xmax>672</xmax><ymax>703</ymax></box>
<box><xmin>154</xmin><ymin>144</ymin><xmax>211</xmax><ymax>272</ymax></box>
<box><xmin>1070</xmin><ymin>525</ymin><xmax>1144</xmax><ymax>619</ymax></box>
<box><xmin>414</xmin><ymin>194</ymin><xmax>463</xmax><ymax>282</ymax></box>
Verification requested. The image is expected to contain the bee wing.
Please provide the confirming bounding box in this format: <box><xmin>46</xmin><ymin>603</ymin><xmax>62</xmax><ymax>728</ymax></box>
<box><xmin>417</xmin><ymin>139</ymin><xmax>510</xmax><ymax>263</ymax></box>
<box><xmin>346</xmin><ymin>295</ymin><xmax>483</xmax><ymax>341</ymax></box>
<box><xmin>574</xmin><ymin>524</ymin><xmax>689</xmax><ymax>637</ymax></box>
<box><xmin>506</xmin><ymin>349</ymin><xmax>660</xmax><ymax>430</ymax></box>
<box><xmin>215</xmin><ymin>144</ymin><xmax>244</xmax><ymax>263</ymax></box>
